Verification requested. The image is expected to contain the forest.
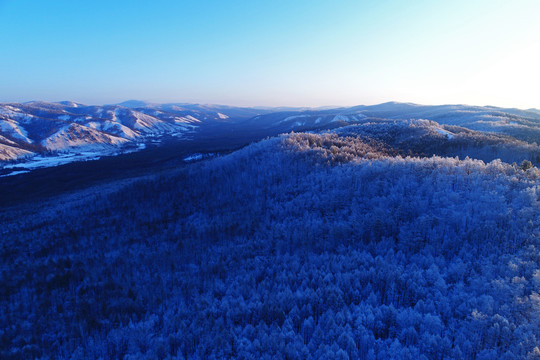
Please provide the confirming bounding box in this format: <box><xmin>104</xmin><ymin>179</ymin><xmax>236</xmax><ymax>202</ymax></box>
<box><xmin>1</xmin><ymin>122</ymin><xmax>540</xmax><ymax>359</ymax></box>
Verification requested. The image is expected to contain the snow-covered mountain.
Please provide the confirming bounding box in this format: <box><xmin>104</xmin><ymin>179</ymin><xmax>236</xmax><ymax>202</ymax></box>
<box><xmin>0</xmin><ymin>101</ymin><xmax>265</xmax><ymax>163</ymax></box>
<box><xmin>2</xmin><ymin>100</ymin><xmax>540</xmax><ymax>173</ymax></box>
<box><xmin>243</xmin><ymin>102</ymin><xmax>540</xmax><ymax>142</ymax></box>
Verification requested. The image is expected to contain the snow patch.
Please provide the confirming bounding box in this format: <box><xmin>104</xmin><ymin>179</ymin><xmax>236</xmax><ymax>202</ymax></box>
<box><xmin>0</xmin><ymin>134</ymin><xmax>18</xmax><ymax>146</ymax></box>
<box><xmin>332</xmin><ymin>115</ymin><xmax>350</xmax><ymax>123</ymax></box>
<box><xmin>3</xmin><ymin>151</ymin><xmax>104</xmax><ymax>170</ymax></box>
<box><xmin>280</xmin><ymin>115</ymin><xmax>310</xmax><ymax>124</ymax></box>
<box><xmin>436</xmin><ymin>128</ymin><xmax>454</xmax><ymax>139</ymax></box>
<box><xmin>100</xmin><ymin>121</ymin><xmax>140</xmax><ymax>139</ymax></box>
<box><xmin>185</xmin><ymin>115</ymin><xmax>200</xmax><ymax>123</ymax></box>
<box><xmin>0</xmin><ymin>107</ymin><xmax>35</xmax><ymax>123</ymax></box>
<box><xmin>0</xmin><ymin>170</ymin><xmax>31</xmax><ymax>177</ymax></box>
<box><xmin>353</xmin><ymin>114</ymin><xmax>367</xmax><ymax>120</ymax></box>
<box><xmin>174</xmin><ymin>115</ymin><xmax>200</xmax><ymax>124</ymax></box>
<box><xmin>0</xmin><ymin>119</ymin><xmax>33</xmax><ymax>144</ymax></box>
<box><xmin>183</xmin><ymin>152</ymin><xmax>217</xmax><ymax>162</ymax></box>
<box><xmin>183</xmin><ymin>153</ymin><xmax>203</xmax><ymax>162</ymax></box>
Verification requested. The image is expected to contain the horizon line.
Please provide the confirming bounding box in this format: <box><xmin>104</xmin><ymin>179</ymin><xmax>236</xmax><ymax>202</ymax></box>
<box><xmin>1</xmin><ymin>99</ymin><xmax>539</xmax><ymax>112</ymax></box>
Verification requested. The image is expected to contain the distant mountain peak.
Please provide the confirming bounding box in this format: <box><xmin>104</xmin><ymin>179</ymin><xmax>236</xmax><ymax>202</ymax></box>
<box><xmin>58</xmin><ymin>101</ymin><xmax>85</xmax><ymax>107</ymax></box>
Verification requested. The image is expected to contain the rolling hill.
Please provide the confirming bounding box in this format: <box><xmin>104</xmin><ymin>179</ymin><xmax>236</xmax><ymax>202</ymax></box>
<box><xmin>2</xmin><ymin>101</ymin><xmax>540</xmax><ymax>177</ymax></box>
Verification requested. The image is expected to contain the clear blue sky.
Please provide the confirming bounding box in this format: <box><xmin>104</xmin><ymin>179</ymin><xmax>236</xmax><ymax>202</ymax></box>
<box><xmin>1</xmin><ymin>0</ymin><xmax>539</xmax><ymax>108</ymax></box>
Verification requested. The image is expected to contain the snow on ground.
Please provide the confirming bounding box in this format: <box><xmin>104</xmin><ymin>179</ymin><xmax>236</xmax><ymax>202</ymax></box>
<box><xmin>0</xmin><ymin>107</ymin><xmax>20</xmax><ymax>117</ymax></box>
<box><xmin>0</xmin><ymin>107</ymin><xmax>34</xmax><ymax>123</ymax></box>
<box><xmin>479</xmin><ymin>114</ymin><xmax>509</xmax><ymax>121</ymax></box>
<box><xmin>332</xmin><ymin>114</ymin><xmax>366</xmax><ymax>123</ymax></box>
<box><xmin>0</xmin><ymin>143</ymin><xmax>33</xmax><ymax>161</ymax></box>
<box><xmin>174</xmin><ymin>115</ymin><xmax>200</xmax><ymax>128</ymax></box>
<box><xmin>217</xmin><ymin>113</ymin><xmax>229</xmax><ymax>119</ymax></box>
<box><xmin>99</xmin><ymin>121</ymin><xmax>140</xmax><ymax>139</ymax></box>
<box><xmin>0</xmin><ymin>170</ymin><xmax>31</xmax><ymax>178</ymax></box>
<box><xmin>183</xmin><ymin>152</ymin><xmax>217</xmax><ymax>162</ymax></box>
<box><xmin>183</xmin><ymin>153</ymin><xmax>203</xmax><ymax>162</ymax></box>
<box><xmin>174</xmin><ymin>115</ymin><xmax>200</xmax><ymax>124</ymax></box>
<box><xmin>3</xmin><ymin>151</ymin><xmax>104</xmax><ymax>170</ymax></box>
<box><xmin>58</xmin><ymin>115</ymin><xmax>71</xmax><ymax>121</ymax></box>
<box><xmin>1</xmin><ymin>138</ymin><xmax>159</xmax><ymax>174</ymax></box>
<box><xmin>0</xmin><ymin>119</ymin><xmax>33</xmax><ymax>143</ymax></box>
<box><xmin>132</xmin><ymin>112</ymin><xmax>179</xmax><ymax>133</ymax></box>
<box><xmin>0</xmin><ymin>134</ymin><xmax>17</xmax><ymax>146</ymax></box>
<box><xmin>169</xmin><ymin>132</ymin><xmax>189</xmax><ymax>138</ymax></box>
<box><xmin>353</xmin><ymin>114</ymin><xmax>368</xmax><ymax>120</ymax></box>
<box><xmin>280</xmin><ymin>115</ymin><xmax>310</xmax><ymax>124</ymax></box>
<box><xmin>436</xmin><ymin>128</ymin><xmax>454</xmax><ymax>139</ymax></box>
<box><xmin>332</xmin><ymin>115</ymin><xmax>350</xmax><ymax>122</ymax></box>
<box><xmin>41</xmin><ymin>123</ymin><xmax>128</xmax><ymax>150</ymax></box>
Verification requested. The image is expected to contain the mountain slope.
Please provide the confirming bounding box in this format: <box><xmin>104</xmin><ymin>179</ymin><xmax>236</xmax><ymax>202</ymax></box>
<box><xmin>0</xmin><ymin>142</ymin><xmax>33</xmax><ymax>161</ymax></box>
<box><xmin>41</xmin><ymin>123</ymin><xmax>129</xmax><ymax>151</ymax></box>
<box><xmin>0</xmin><ymin>101</ymin><xmax>266</xmax><ymax>168</ymax></box>
<box><xmin>334</xmin><ymin>119</ymin><xmax>540</xmax><ymax>165</ymax></box>
<box><xmin>2</xmin><ymin>101</ymin><xmax>540</xmax><ymax>176</ymax></box>
<box><xmin>1</xmin><ymin>127</ymin><xmax>539</xmax><ymax>359</ymax></box>
<box><xmin>244</xmin><ymin>102</ymin><xmax>540</xmax><ymax>142</ymax></box>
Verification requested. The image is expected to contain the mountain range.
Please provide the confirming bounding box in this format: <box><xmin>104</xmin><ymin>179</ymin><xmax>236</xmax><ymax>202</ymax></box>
<box><xmin>1</xmin><ymin>101</ymin><xmax>540</xmax><ymax>176</ymax></box>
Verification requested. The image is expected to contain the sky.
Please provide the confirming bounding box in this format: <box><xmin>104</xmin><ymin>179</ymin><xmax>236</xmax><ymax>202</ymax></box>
<box><xmin>1</xmin><ymin>0</ymin><xmax>539</xmax><ymax>108</ymax></box>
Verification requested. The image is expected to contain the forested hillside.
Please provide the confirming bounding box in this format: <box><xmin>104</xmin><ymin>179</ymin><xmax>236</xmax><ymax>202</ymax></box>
<box><xmin>3</xmin><ymin>101</ymin><xmax>540</xmax><ymax>176</ymax></box>
<box><xmin>1</xmin><ymin>125</ymin><xmax>540</xmax><ymax>359</ymax></box>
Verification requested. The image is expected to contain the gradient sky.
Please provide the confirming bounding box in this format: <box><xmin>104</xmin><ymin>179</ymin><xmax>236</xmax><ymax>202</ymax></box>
<box><xmin>1</xmin><ymin>0</ymin><xmax>539</xmax><ymax>108</ymax></box>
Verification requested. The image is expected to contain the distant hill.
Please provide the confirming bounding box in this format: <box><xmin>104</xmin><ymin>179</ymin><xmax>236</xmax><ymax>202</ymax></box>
<box><xmin>0</xmin><ymin>101</ymin><xmax>266</xmax><ymax>166</ymax></box>
<box><xmin>2</xmin><ymin>101</ymin><xmax>540</xmax><ymax>175</ymax></box>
